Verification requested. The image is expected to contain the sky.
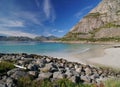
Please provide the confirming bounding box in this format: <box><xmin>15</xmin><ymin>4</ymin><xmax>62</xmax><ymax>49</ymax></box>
<box><xmin>0</xmin><ymin>0</ymin><xmax>101</xmax><ymax>38</ymax></box>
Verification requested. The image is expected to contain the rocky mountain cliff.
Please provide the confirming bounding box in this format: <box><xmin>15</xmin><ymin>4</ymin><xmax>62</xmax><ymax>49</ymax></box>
<box><xmin>63</xmin><ymin>0</ymin><xmax>120</xmax><ymax>41</ymax></box>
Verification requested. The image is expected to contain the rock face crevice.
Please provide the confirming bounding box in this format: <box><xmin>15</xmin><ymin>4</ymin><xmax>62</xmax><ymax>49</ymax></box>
<box><xmin>64</xmin><ymin>0</ymin><xmax>120</xmax><ymax>41</ymax></box>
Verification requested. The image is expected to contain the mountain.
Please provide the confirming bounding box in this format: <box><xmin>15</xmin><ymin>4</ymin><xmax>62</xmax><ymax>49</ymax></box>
<box><xmin>0</xmin><ymin>36</ymin><xmax>58</xmax><ymax>41</ymax></box>
<box><xmin>63</xmin><ymin>0</ymin><xmax>120</xmax><ymax>42</ymax></box>
<box><xmin>0</xmin><ymin>36</ymin><xmax>33</xmax><ymax>41</ymax></box>
<box><xmin>34</xmin><ymin>36</ymin><xmax>58</xmax><ymax>41</ymax></box>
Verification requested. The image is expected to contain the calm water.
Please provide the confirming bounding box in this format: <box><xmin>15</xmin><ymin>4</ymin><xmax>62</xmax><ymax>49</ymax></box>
<box><xmin>0</xmin><ymin>41</ymin><xmax>99</xmax><ymax>59</ymax></box>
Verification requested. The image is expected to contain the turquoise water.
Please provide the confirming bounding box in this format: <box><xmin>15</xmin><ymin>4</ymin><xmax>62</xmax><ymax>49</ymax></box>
<box><xmin>0</xmin><ymin>41</ymin><xmax>99</xmax><ymax>58</ymax></box>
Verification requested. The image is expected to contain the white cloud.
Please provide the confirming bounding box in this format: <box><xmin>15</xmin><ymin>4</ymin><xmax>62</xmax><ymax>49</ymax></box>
<box><xmin>75</xmin><ymin>5</ymin><xmax>93</xmax><ymax>18</ymax></box>
<box><xmin>0</xmin><ymin>19</ymin><xmax>24</xmax><ymax>27</ymax></box>
<box><xmin>35</xmin><ymin>0</ymin><xmax>40</xmax><ymax>8</ymax></box>
<box><xmin>0</xmin><ymin>18</ymin><xmax>38</xmax><ymax>38</ymax></box>
<box><xmin>43</xmin><ymin>0</ymin><xmax>56</xmax><ymax>22</ymax></box>
<box><xmin>58</xmin><ymin>30</ymin><xmax>64</xmax><ymax>33</ymax></box>
<box><xmin>52</xmin><ymin>29</ymin><xmax>64</xmax><ymax>33</ymax></box>
<box><xmin>14</xmin><ymin>11</ymin><xmax>43</xmax><ymax>26</ymax></box>
<box><xmin>0</xmin><ymin>30</ymin><xmax>37</xmax><ymax>38</ymax></box>
<box><xmin>52</xmin><ymin>29</ymin><xmax>57</xmax><ymax>32</ymax></box>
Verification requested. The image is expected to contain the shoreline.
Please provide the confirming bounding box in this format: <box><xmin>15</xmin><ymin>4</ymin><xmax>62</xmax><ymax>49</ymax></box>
<box><xmin>45</xmin><ymin>40</ymin><xmax>120</xmax><ymax>45</ymax></box>
<box><xmin>75</xmin><ymin>43</ymin><xmax>120</xmax><ymax>69</ymax></box>
<box><xmin>0</xmin><ymin>40</ymin><xmax>119</xmax><ymax>69</ymax></box>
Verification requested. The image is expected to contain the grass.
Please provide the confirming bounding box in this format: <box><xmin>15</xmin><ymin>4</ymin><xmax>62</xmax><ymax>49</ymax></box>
<box><xmin>59</xmin><ymin>36</ymin><xmax>120</xmax><ymax>42</ymax></box>
<box><xmin>104</xmin><ymin>79</ymin><xmax>120</xmax><ymax>87</ymax></box>
<box><xmin>0</xmin><ymin>61</ymin><xmax>15</xmax><ymax>75</ymax></box>
<box><xmin>102</xmin><ymin>23</ymin><xmax>120</xmax><ymax>28</ymax></box>
<box><xmin>17</xmin><ymin>77</ymin><xmax>94</xmax><ymax>87</ymax></box>
<box><xmin>84</xmin><ymin>12</ymin><xmax>101</xmax><ymax>18</ymax></box>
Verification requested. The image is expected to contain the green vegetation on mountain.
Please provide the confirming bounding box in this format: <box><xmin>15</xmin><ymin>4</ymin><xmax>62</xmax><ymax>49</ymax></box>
<box><xmin>84</xmin><ymin>12</ymin><xmax>101</xmax><ymax>18</ymax></box>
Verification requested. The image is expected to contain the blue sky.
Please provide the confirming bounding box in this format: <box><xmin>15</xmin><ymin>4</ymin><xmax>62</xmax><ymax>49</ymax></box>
<box><xmin>0</xmin><ymin>0</ymin><xmax>101</xmax><ymax>38</ymax></box>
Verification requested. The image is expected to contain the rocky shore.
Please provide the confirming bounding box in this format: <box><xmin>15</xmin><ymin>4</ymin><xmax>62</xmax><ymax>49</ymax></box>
<box><xmin>0</xmin><ymin>53</ymin><xmax>120</xmax><ymax>87</ymax></box>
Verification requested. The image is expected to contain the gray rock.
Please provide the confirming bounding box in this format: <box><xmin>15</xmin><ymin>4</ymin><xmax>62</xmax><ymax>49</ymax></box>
<box><xmin>90</xmin><ymin>74</ymin><xmax>99</xmax><ymax>80</ymax></box>
<box><xmin>0</xmin><ymin>84</ymin><xmax>6</xmax><ymax>87</ymax></box>
<box><xmin>71</xmin><ymin>70</ymin><xmax>79</xmax><ymax>76</ymax></box>
<box><xmin>2</xmin><ymin>76</ymin><xmax>7</xmax><ymax>81</ymax></box>
<box><xmin>50</xmin><ymin>67</ymin><xmax>58</xmax><ymax>73</ymax></box>
<box><xmin>68</xmin><ymin>64</ymin><xmax>74</xmax><ymax>68</ymax></box>
<box><xmin>0</xmin><ymin>81</ymin><xmax>6</xmax><ymax>87</ymax></box>
<box><xmin>58</xmin><ymin>68</ymin><xmax>66</xmax><ymax>73</ymax></box>
<box><xmin>41</xmin><ymin>63</ymin><xmax>57</xmax><ymax>72</ymax></box>
<box><xmin>69</xmin><ymin>76</ymin><xmax>80</xmax><ymax>83</ymax></box>
<box><xmin>36</xmin><ymin>59</ymin><xmax>46</xmax><ymax>64</ymax></box>
<box><xmin>98</xmin><ymin>69</ymin><xmax>103</xmax><ymax>75</ymax></box>
<box><xmin>75</xmin><ymin>67</ymin><xmax>82</xmax><ymax>73</ymax></box>
<box><xmin>80</xmin><ymin>75</ymin><xmax>91</xmax><ymax>83</ymax></box>
<box><xmin>6</xmin><ymin>77</ymin><xmax>14</xmax><ymax>87</ymax></box>
<box><xmin>38</xmin><ymin>63</ymin><xmax>45</xmax><ymax>68</ymax></box>
<box><xmin>38</xmin><ymin>72</ymin><xmax>53</xmax><ymax>79</ymax></box>
<box><xmin>45</xmin><ymin>58</ymin><xmax>51</xmax><ymax>63</ymax></box>
<box><xmin>65</xmin><ymin>70</ymin><xmax>73</xmax><ymax>78</ymax></box>
<box><xmin>28</xmin><ymin>71</ymin><xmax>38</xmax><ymax>77</ymax></box>
<box><xmin>85</xmin><ymin>67</ymin><xmax>92</xmax><ymax>76</ymax></box>
<box><xmin>53</xmin><ymin>72</ymin><xmax>66</xmax><ymax>79</ymax></box>
<box><xmin>18</xmin><ymin>60</ymin><xmax>25</xmax><ymax>65</ymax></box>
<box><xmin>11</xmin><ymin>71</ymin><xmax>28</xmax><ymax>80</ymax></box>
<box><xmin>24</xmin><ymin>58</ymin><xmax>33</xmax><ymax>61</ymax></box>
<box><xmin>80</xmin><ymin>71</ymin><xmax>85</xmax><ymax>76</ymax></box>
<box><xmin>74</xmin><ymin>65</ymin><xmax>79</xmax><ymax>69</ymax></box>
<box><xmin>27</xmin><ymin>64</ymin><xmax>33</xmax><ymax>70</ymax></box>
<box><xmin>27</xmin><ymin>64</ymin><xmax>38</xmax><ymax>71</ymax></box>
<box><xmin>7</xmin><ymin>68</ymin><xmax>20</xmax><ymax>76</ymax></box>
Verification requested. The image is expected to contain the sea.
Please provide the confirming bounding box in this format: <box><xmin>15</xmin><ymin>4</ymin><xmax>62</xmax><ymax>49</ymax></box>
<box><xmin>0</xmin><ymin>41</ymin><xmax>99</xmax><ymax>62</ymax></box>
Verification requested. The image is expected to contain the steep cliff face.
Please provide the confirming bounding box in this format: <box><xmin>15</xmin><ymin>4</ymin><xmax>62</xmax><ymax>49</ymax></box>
<box><xmin>64</xmin><ymin>0</ymin><xmax>120</xmax><ymax>41</ymax></box>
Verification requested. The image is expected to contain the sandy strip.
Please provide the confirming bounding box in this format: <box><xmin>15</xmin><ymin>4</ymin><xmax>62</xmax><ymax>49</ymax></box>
<box><xmin>86</xmin><ymin>47</ymin><xmax>120</xmax><ymax>68</ymax></box>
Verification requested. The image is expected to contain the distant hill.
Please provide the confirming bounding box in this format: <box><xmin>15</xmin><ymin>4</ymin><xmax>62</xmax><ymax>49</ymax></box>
<box><xmin>62</xmin><ymin>0</ymin><xmax>120</xmax><ymax>42</ymax></box>
<box><xmin>0</xmin><ymin>36</ymin><xmax>58</xmax><ymax>41</ymax></box>
<box><xmin>34</xmin><ymin>36</ymin><xmax>58</xmax><ymax>41</ymax></box>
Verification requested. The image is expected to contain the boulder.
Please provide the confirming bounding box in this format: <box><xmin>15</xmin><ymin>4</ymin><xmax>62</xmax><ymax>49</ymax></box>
<box><xmin>65</xmin><ymin>70</ymin><xmax>73</xmax><ymax>78</ymax></box>
<box><xmin>36</xmin><ymin>59</ymin><xmax>46</xmax><ymax>64</ymax></box>
<box><xmin>90</xmin><ymin>74</ymin><xmax>99</xmax><ymax>80</ymax></box>
<box><xmin>6</xmin><ymin>77</ymin><xmax>15</xmax><ymax>87</ymax></box>
<box><xmin>7</xmin><ymin>68</ymin><xmax>20</xmax><ymax>76</ymax></box>
<box><xmin>75</xmin><ymin>67</ymin><xmax>82</xmax><ymax>73</ymax></box>
<box><xmin>28</xmin><ymin>71</ymin><xmax>38</xmax><ymax>77</ymax></box>
<box><xmin>45</xmin><ymin>58</ymin><xmax>51</xmax><ymax>63</ymax></box>
<box><xmin>0</xmin><ymin>84</ymin><xmax>6</xmax><ymax>87</ymax></box>
<box><xmin>80</xmin><ymin>75</ymin><xmax>91</xmax><ymax>83</ymax></box>
<box><xmin>69</xmin><ymin>76</ymin><xmax>80</xmax><ymax>83</ymax></box>
<box><xmin>58</xmin><ymin>68</ymin><xmax>66</xmax><ymax>73</ymax></box>
<box><xmin>27</xmin><ymin>64</ymin><xmax>38</xmax><ymax>71</ymax></box>
<box><xmin>53</xmin><ymin>72</ymin><xmax>66</xmax><ymax>79</ymax></box>
<box><xmin>0</xmin><ymin>81</ymin><xmax>6</xmax><ymax>87</ymax></box>
<box><xmin>38</xmin><ymin>72</ymin><xmax>53</xmax><ymax>79</ymax></box>
<box><xmin>85</xmin><ymin>67</ymin><xmax>92</xmax><ymax>76</ymax></box>
<box><xmin>41</xmin><ymin>63</ymin><xmax>57</xmax><ymax>72</ymax></box>
<box><xmin>11</xmin><ymin>71</ymin><xmax>28</xmax><ymax>80</ymax></box>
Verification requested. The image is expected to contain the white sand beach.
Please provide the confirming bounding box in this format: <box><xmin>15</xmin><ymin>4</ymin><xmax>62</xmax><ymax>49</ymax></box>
<box><xmin>86</xmin><ymin>47</ymin><xmax>120</xmax><ymax>68</ymax></box>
